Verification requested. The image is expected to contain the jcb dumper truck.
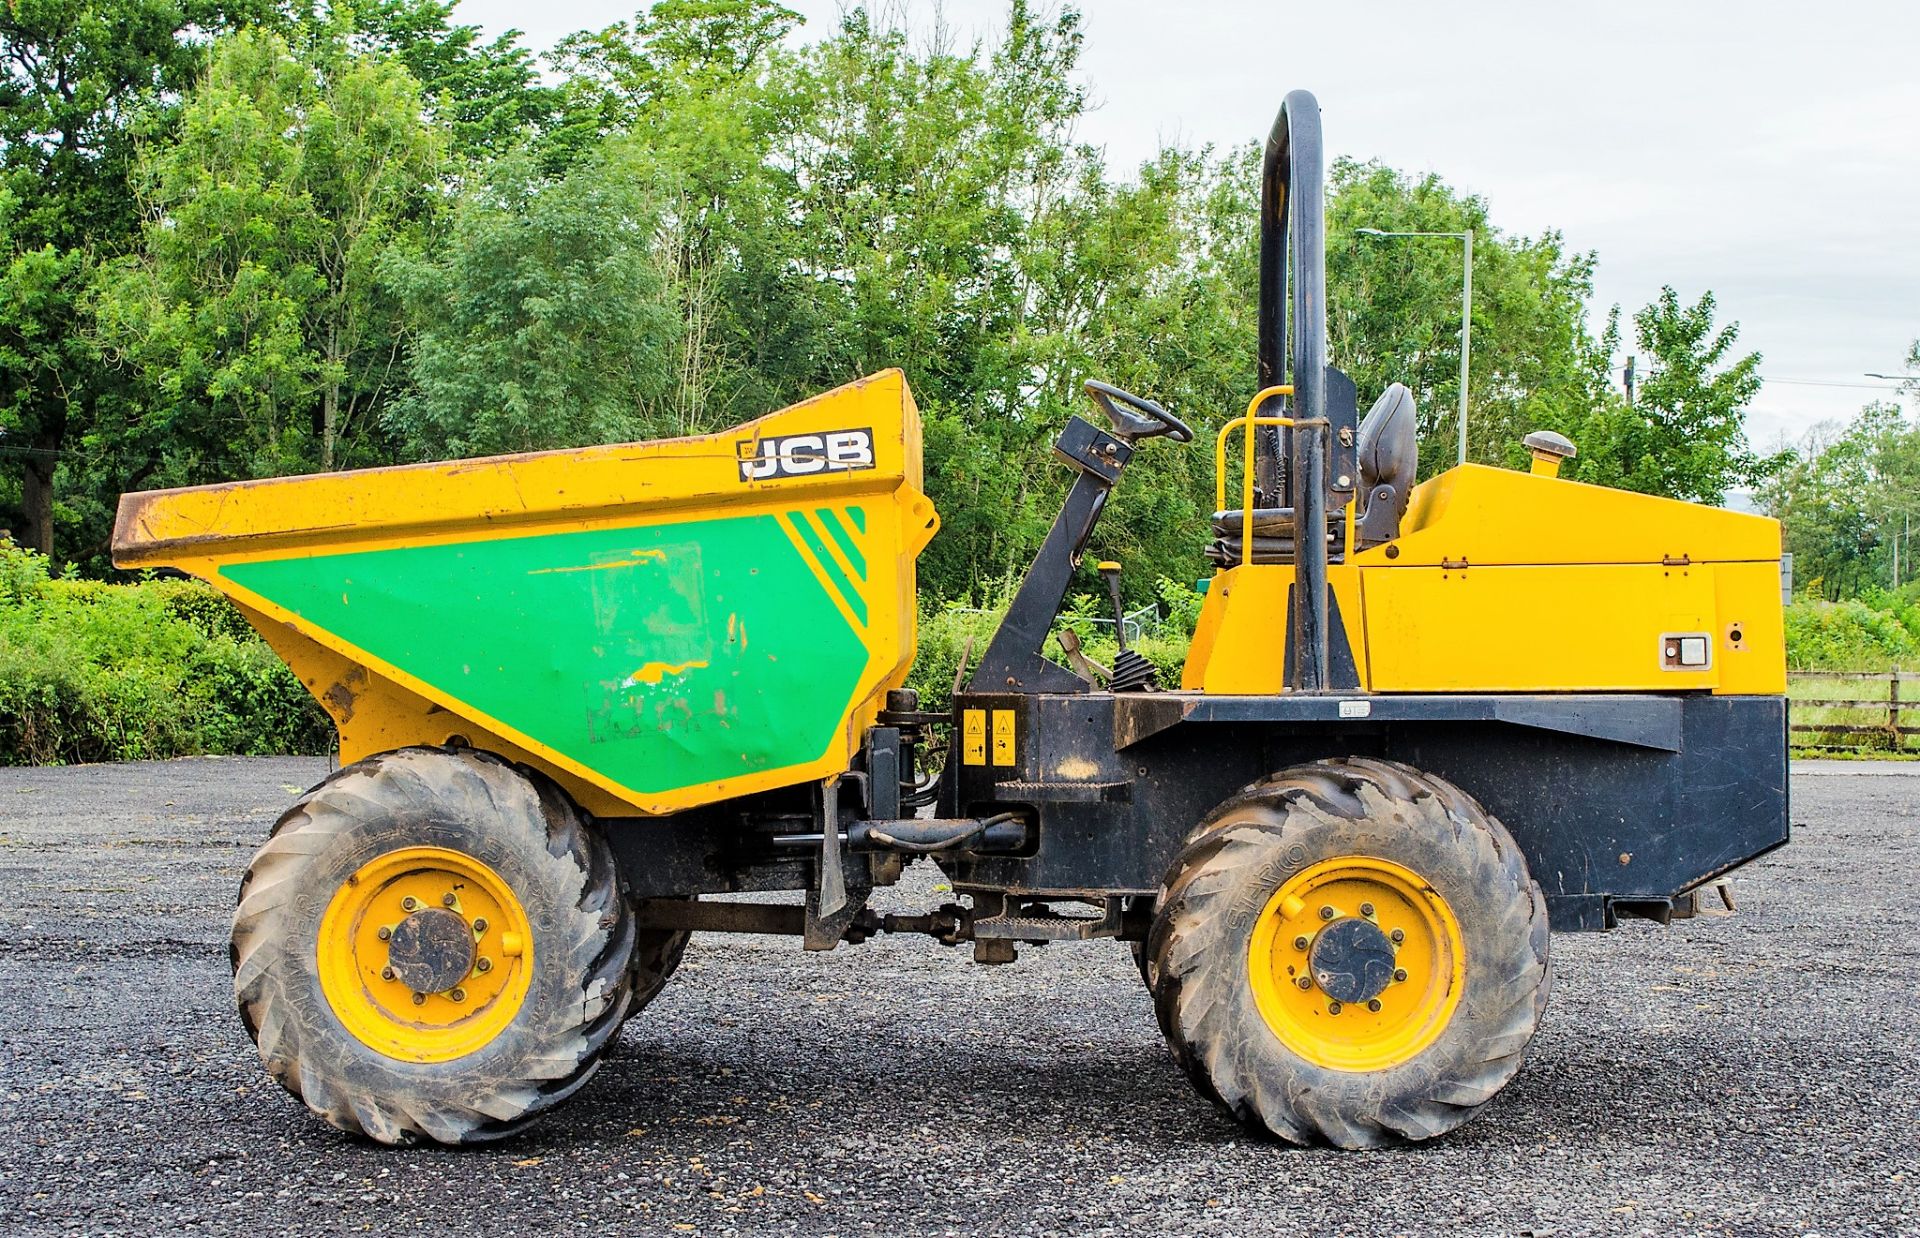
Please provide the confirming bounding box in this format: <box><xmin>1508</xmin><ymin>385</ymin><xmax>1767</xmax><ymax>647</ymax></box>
<box><xmin>113</xmin><ymin>91</ymin><xmax>1787</xmax><ymax>1149</ymax></box>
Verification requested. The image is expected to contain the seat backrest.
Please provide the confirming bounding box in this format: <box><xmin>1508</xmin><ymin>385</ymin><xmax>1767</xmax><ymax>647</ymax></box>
<box><xmin>1355</xmin><ymin>383</ymin><xmax>1417</xmax><ymax>544</ymax></box>
<box><xmin>1358</xmin><ymin>382</ymin><xmax>1417</xmax><ymax>500</ymax></box>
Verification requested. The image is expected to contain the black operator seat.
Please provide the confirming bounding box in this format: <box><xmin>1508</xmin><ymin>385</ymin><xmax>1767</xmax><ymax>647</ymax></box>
<box><xmin>1207</xmin><ymin>381</ymin><xmax>1419</xmax><ymax>565</ymax></box>
<box><xmin>1354</xmin><ymin>382</ymin><xmax>1416</xmax><ymax>547</ymax></box>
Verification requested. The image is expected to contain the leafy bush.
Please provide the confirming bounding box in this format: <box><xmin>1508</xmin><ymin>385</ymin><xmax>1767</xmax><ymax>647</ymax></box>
<box><xmin>904</xmin><ymin>577</ymin><xmax>1206</xmax><ymax>710</ymax></box>
<box><xmin>0</xmin><ymin>542</ymin><xmax>332</xmax><ymax>765</ymax></box>
<box><xmin>1784</xmin><ymin>591</ymin><xmax>1920</xmax><ymax>671</ymax></box>
<box><xmin>906</xmin><ymin>602</ymin><xmax>1007</xmax><ymax>712</ymax></box>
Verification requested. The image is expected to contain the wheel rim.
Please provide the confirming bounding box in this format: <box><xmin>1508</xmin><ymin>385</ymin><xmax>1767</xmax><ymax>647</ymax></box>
<box><xmin>317</xmin><ymin>846</ymin><xmax>534</xmax><ymax>1063</ymax></box>
<box><xmin>1247</xmin><ymin>855</ymin><xmax>1465</xmax><ymax>1072</ymax></box>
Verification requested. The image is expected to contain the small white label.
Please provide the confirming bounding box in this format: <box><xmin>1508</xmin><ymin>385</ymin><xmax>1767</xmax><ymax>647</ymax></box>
<box><xmin>1338</xmin><ymin>700</ymin><xmax>1372</xmax><ymax>719</ymax></box>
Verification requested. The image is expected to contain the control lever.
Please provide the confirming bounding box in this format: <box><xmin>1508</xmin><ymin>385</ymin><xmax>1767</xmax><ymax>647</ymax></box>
<box><xmin>1098</xmin><ymin>561</ymin><xmax>1130</xmax><ymax>655</ymax></box>
<box><xmin>1097</xmin><ymin>560</ymin><xmax>1158</xmax><ymax>692</ymax></box>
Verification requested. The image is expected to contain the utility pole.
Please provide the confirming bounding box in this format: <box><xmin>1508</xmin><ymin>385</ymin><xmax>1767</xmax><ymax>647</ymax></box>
<box><xmin>1458</xmin><ymin>229</ymin><xmax>1472</xmax><ymax>467</ymax></box>
<box><xmin>1624</xmin><ymin>356</ymin><xmax>1636</xmax><ymax>407</ymax></box>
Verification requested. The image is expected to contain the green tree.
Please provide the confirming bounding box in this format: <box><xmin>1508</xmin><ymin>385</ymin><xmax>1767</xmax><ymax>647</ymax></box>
<box><xmin>1764</xmin><ymin>400</ymin><xmax>1920</xmax><ymax>599</ymax></box>
<box><xmin>93</xmin><ymin>25</ymin><xmax>444</xmax><ymax>484</ymax></box>
<box><xmin>539</xmin><ymin>1</ymin><xmax>1181</xmax><ymax>596</ymax></box>
<box><xmin>770</xmin><ymin>3</ymin><xmax>1100</xmax><ymax>593</ymax></box>
<box><xmin>528</xmin><ymin>4</ymin><xmax>1645</xmax><ymax>599</ymax></box>
<box><xmin>550</xmin><ymin>0</ymin><xmax>806</xmax><ymax>433</ymax></box>
<box><xmin>329</xmin><ymin>0</ymin><xmax>558</xmax><ymax>159</ymax></box>
<box><xmin>382</xmin><ymin>147</ymin><xmax>679</xmax><ymax>459</ymax></box>
<box><xmin>1323</xmin><ymin>159</ymin><xmax>1611</xmax><ymax>479</ymax></box>
<box><xmin>1572</xmin><ymin>288</ymin><xmax>1776</xmax><ymax>504</ymax></box>
<box><xmin>0</xmin><ymin>0</ymin><xmax>271</xmax><ymax>558</ymax></box>
<box><xmin>545</xmin><ymin>0</ymin><xmax>800</xmax><ymax>164</ymax></box>
<box><xmin>0</xmin><ymin>209</ymin><xmax>98</xmax><ymax>550</ymax></box>
<box><xmin>6</xmin><ymin>0</ymin><xmax>1792</xmax><ymax>606</ymax></box>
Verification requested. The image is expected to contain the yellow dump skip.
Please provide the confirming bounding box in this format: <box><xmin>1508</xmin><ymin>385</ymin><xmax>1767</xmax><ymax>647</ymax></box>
<box><xmin>113</xmin><ymin>371</ymin><xmax>940</xmax><ymax>818</ymax></box>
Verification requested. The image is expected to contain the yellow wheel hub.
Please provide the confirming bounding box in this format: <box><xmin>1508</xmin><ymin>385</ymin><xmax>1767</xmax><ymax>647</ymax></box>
<box><xmin>1247</xmin><ymin>855</ymin><xmax>1464</xmax><ymax>1072</ymax></box>
<box><xmin>317</xmin><ymin>846</ymin><xmax>533</xmax><ymax>1063</ymax></box>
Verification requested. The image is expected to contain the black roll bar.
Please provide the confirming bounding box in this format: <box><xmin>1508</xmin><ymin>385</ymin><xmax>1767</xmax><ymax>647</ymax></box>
<box><xmin>1258</xmin><ymin>89</ymin><xmax>1330</xmax><ymax>691</ymax></box>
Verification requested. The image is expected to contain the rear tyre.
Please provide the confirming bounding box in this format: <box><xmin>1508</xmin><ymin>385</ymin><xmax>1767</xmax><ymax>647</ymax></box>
<box><xmin>231</xmin><ymin>747</ymin><xmax>636</xmax><ymax>1145</ymax></box>
<box><xmin>1149</xmin><ymin>757</ymin><xmax>1550</xmax><ymax>1148</ymax></box>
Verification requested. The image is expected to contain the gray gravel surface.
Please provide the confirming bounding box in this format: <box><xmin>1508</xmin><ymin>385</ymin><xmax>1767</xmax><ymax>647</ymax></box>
<box><xmin>1</xmin><ymin>756</ymin><xmax>1916</xmax><ymax>1236</ymax></box>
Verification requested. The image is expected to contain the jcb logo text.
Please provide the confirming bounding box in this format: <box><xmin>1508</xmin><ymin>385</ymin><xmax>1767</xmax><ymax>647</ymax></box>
<box><xmin>737</xmin><ymin>429</ymin><xmax>875</xmax><ymax>481</ymax></box>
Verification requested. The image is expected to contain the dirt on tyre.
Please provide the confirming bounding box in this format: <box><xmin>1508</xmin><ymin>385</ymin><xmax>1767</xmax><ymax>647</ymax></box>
<box><xmin>1148</xmin><ymin>756</ymin><xmax>1550</xmax><ymax>1148</ymax></box>
<box><xmin>621</xmin><ymin>918</ymin><xmax>689</xmax><ymax>1027</ymax></box>
<box><xmin>230</xmin><ymin>747</ymin><xmax>636</xmax><ymax>1145</ymax></box>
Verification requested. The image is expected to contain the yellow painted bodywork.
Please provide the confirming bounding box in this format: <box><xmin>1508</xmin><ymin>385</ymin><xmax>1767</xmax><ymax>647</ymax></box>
<box><xmin>1247</xmin><ymin>855</ymin><xmax>1465</xmax><ymax>1072</ymax></box>
<box><xmin>317</xmin><ymin>845</ymin><xmax>533</xmax><ymax>1063</ymax></box>
<box><xmin>1185</xmin><ymin>462</ymin><xmax>1786</xmax><ymax>696</ymax></box>
<box><xmin>113</xmin><ymin>370</ymin><xmax>938</xmax><ymax>818</ymax></box>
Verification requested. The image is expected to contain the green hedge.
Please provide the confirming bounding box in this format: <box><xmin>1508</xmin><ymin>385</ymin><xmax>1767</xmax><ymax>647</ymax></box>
<box><xmin>0</xmin><ymin>543</ymin><xmax>332</xmax><ymax>765</ymax></box>
<box><xmin>1783</xmin><ymin>588</ymin><xmax>1920</xmax><ymax>671</ymax></box>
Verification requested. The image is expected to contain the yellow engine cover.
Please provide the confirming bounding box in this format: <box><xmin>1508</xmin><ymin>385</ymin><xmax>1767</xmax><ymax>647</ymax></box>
<box><xmin>1183</xmin><ymin>464</ymin><xmax>1786</xmax><ymax>697</ymax></box>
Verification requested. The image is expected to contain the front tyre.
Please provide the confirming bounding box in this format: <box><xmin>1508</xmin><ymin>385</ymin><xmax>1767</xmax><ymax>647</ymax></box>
<box><xmin>231</xmin><ymin>748</ymin><xmax>636</xmax><ymax>1145</ymax></box>
<box><xmin>1148</xmin><ymin>757</ymin><xmax>1550</xmax><ymax>1148</ymax></box>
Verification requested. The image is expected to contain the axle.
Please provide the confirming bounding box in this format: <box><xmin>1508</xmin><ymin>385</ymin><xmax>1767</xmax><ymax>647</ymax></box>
<box><xmin>630</xmin><ymin>891</ymin><xmax>1153</xmax><ymax>961</ymax></box>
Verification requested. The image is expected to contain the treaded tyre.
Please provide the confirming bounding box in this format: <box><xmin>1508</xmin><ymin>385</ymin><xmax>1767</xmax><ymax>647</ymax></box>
<box><xmin>620</xmin><ymin>921</ymin><xmax>689</xmax><ymax>1027</ymax></box>
<box><xmin>1148</xmin><ymin>756</ymin><xmax>1550</xmax><ymax>1148</ymax></box>
<box><xmin>230</xmin><ymin>747</ymin><xmax>636</xmax><ymax>1145</ymax></box>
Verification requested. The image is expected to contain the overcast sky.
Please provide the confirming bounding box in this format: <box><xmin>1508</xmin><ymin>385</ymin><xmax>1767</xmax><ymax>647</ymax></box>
<box><xmin>455</xmin><ymin>0</ymin><xmax>1919</xmax><ymax>449</ymax></box>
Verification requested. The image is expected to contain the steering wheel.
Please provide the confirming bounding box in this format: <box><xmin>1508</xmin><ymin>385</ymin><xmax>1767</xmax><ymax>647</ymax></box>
<box><xmin>1083</xmin><ymin>380</ymin><xmax>1193</xmax><ymax>444</ymax></box>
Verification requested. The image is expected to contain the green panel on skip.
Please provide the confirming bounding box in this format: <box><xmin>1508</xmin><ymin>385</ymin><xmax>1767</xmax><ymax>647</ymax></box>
<box><xmin>223</xmin><ymin>515</ymin><xmax>868</xmax><ymax>796</ymax></box>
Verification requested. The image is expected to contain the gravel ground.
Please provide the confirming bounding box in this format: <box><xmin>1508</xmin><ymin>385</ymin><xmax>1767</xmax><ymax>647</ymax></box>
<box><xmin>1</xmin><ymin>755</ymin><xmax>1916</xmax><ymax>1237</ymax></box>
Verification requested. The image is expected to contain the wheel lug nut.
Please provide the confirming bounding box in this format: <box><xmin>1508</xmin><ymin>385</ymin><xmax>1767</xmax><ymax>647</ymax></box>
<box><xmin>401</xmin><ymin>896</ymin><xmax>418</xmax><ymax>911</ymax></box>
<box><xmin>442</xmin><ymin>892</ymin><xmax>457</xmax><ymax>908</ymax></box>
<box><xmin>1393</xmin><ymin>967</ymin><xmax>1408</xmax><ymax>982</ymax></box>
<box><xmin>1293</xmin><ymin>935</ymin><xmax>1309</xmax><ymax>951</ymax></box>
<box><xmin>1297</xmin><ymin>976</ymin><xmax>1313</xmax><ymax>990</ymax></box>
<box><xmin>1367</xmin><ymin>999</ymin><xmax>1382</xmax><ymax>1012</ymax></box>
<box><xmin>472</xmin><ymin>918</ymin><xmax>488</xmax><ymax>933</ymax></box>
<box><xmin>411</xmin><ymin>992</ymin><xmax>426</xmax><ymax>1006</ymax></box>
<box><xmin>1390</xmin><ymin>928</ymin><xmax>1405</xmax><ymax>944</ymax></box>
<box><xmin>449</xmin><ymin>988</ymin><xmax>466</xmax><ymax>1003</ymax></box>
<box><xmin>380</xmin><ymin>967</ymin><xmax>395</xmax><ymax>981</ymax></box>
<box><xmin>1328</xmin><ymin>1001</ymin><xmax>1343</xmax><ymax>1015</ymax></box>
<box><xmin>1319</xmin><ymin>906</ymin><xmax>1336</xmax><ymax>921</ymax></box>
<box><xmin>476</xmin><ymin>958</ymin><xmax>493</xmax><ymax>973</ymax></box>
<box><xmin>376</xmin><ymin>925</ymin><xmax>391</xmax><ymax>941</ymax></box>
